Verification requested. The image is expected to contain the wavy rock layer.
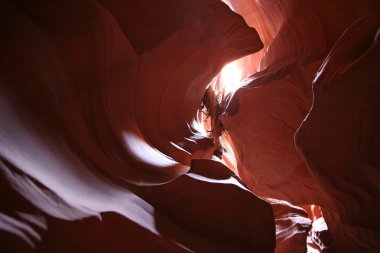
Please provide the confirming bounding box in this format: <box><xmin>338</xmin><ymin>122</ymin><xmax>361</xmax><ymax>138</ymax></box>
<box><xmin>296</xmin><ymin>14</ymin><xmax>380</xmax><ymax>252</ymax></box>
<box><xmin>222</xmin><ymin>0</ymin><xmax>380</xmax><ymax>252</ymax></box>
<box><xmin>1</xmin><ymin>0</ymin><xmax>380</xmax><ymax>252</ymax></box>
<box><xmin>0</xmin><ymin>0</ymin><xmax>274</xmax><ymax>252</ymax></box>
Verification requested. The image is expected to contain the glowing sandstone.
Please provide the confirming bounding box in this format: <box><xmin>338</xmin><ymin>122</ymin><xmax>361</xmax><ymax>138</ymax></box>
<box><xmin>0</xmin><ymin>0</ymin><xmax>380</xmax><ymax>252</ymax></box>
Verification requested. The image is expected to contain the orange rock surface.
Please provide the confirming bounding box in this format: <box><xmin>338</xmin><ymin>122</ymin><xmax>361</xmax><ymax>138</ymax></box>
<box><xmin>1</xmin><ymin>0</ymin><xmax>379</xmax><ymax>252</ymax></box>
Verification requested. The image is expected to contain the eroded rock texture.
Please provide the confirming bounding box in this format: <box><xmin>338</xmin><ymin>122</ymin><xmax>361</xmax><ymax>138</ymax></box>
<box><xmin>0</xmin><ymin>0</ymin><xmax>273</xmax><ymax>252</ymax></box>
<box><xmin>296</xmin><ymin>14</ymin><xmax>380</xmax><ymax>252</ymax></box>
<box><xmin>0</xmin><ymin>0</ymin><xmax>379</xmax><ymax>252</ymax></box>
<box><xmin>221</xmin><ymin>0</ymin><xmax>380</xmax><ymax>252</ymax></box>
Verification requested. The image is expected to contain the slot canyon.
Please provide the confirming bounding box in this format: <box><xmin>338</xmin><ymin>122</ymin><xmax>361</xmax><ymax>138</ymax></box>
<box><xmin>1</xmin><ymin>0</ymin><xmax>379</xmax><ymax>252</ymax></box>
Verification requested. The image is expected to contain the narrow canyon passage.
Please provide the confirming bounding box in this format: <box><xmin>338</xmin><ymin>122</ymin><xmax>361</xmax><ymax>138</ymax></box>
<box><xmin>195</xmin><ymin>54</ymin><xmax>328</xmax><ymax>253</ymax></box>
<box><xmin>1</xmin><ymin>0</ymin><xmax>379</xmax><ymax>252</ymax></box>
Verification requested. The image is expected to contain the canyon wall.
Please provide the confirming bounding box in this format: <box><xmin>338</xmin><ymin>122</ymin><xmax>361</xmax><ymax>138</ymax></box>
<box><xmin>1</xmin><ymin>0</ymin><xmax>379</xmax><ymax>252</ymax></box>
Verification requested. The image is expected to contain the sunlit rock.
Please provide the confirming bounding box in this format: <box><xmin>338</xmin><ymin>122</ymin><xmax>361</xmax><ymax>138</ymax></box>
<box><xmin>1</xmin><ymin>0</ymin><xmax>379</xmax><ymax>252</ymax></box>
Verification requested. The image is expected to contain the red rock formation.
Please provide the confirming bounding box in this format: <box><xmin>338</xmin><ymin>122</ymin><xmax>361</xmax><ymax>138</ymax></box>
<box><xmin>221</xmin><ymin>0</ymin><xmax>380</xmax><ymax>252</ymax></box>
<box><xmin>0</xmin><ymin>0</ymin><xmax>274</xmax><ymax>252</ymax></box>
<box><xmin>296</xmin><ymin>14</ymin><xmax>380</xmax><ymax>252</ymax></box>
<box><xmin>1</xmin><ymin>0</ymin><xmax>380</xmax><ymax>252</ymax></box>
